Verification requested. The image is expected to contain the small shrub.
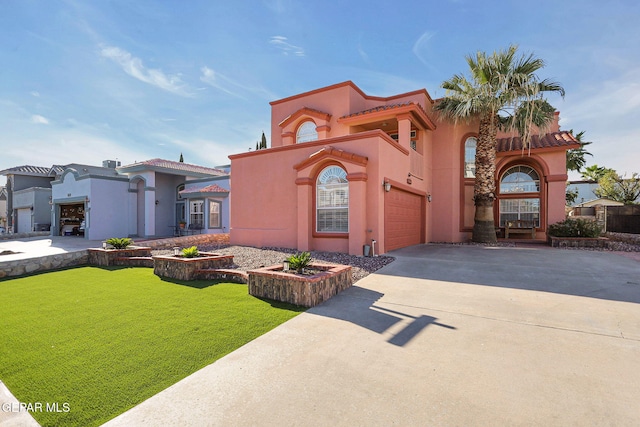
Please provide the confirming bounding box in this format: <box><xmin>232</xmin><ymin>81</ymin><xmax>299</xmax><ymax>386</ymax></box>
<box><xmin>105</xmin><ymin>237</ymin><xmax>132</xmax><ymax>249</ymax></box>
<box><xmin>548</xmin><ymin>218</ymin><xmax>602</xmax><ymax>238</ymax></box>
<box><xmin>182</xmin><ymin>246</ymin><xmax>200</xmax><ymax>258</ymax></box>
<box><xmin>287</xmin><ymin>252</ymin><xmax>312</xmax><ymax>273</ymax></box>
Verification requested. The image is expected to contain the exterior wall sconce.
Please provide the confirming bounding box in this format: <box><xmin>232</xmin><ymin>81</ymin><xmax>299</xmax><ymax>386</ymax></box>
<box><xmin>173</xmin><ymin>247</ymin><xmax>181</xmax><ymax>256</ymax></box>
<box><xmin>155</xmin><ymin>200</ymin><xmax>160</xmax><ymax>205</ymax></box>
<box><xmin>383</xmin><ymin>180</ymin><xmax>391</xmax><ymax>192</ymax></box>
<box><xmin>427</xmin><ymin>194</ymin><xmax>432</xmax><ymax>202</ymax></box>
<box><xmin>283</xmin><ymin>259</ymin><xmax>290</xmax><ymax>271</ymax></box>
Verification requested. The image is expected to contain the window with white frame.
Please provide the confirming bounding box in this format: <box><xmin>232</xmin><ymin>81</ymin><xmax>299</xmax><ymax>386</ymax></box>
<box><xmin>464</xmin><ymin>137</ymin><xmax>477</xmax><ymax>178</ymax></box>
<box><xmin>189</xmin><ymin>200</ymin><xmax>204</xmax><ymax>226</ymax></box>
<box><xmin>316</xmin><ymin>165</ymin><xmax>348</xmax><ymax>233</ymax></box>
<box><xmin>209</xmin><ymin>200</ymin><xmax>221</xmax><ymax>228</ymax></box>
<box><xmin>499</xmin><ymin>165</ymin><xmax>540</xmax><ymax>227</ymax></box>
<box><xmin>296</xmin><ymin>120</ymin><xmax>318</xmax><ymax>143</ymax></box>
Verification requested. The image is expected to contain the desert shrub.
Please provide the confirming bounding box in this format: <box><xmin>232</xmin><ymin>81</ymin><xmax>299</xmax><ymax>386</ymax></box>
<box><xmin>182</xmin><ymin>246</ymin><xmax>200</xmax><ymax>258</ymax></box>
<box><xmin>105</xmin><ymin>237</ymin><xmax>133</xmax><ymax>249</ymax></box>
<box><xmin>548</xmin><ymin>218</ymin><xmax>602</xmax><ymax>238</ymax></box>
<box><xmin>287</xmin><ymin>252</ymin><xmax>312</xmax><ymax>273</ymax></box>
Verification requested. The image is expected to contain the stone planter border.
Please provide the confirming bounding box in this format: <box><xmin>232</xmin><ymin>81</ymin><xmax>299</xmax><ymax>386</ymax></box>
<box><xmin>152</xmin><ymin>252</ymin><xmax>234</xmax><ymax>281</ymax></box>
<box><xmin>248</xmin><ymin>262</ymin><xmax>352</xmax><ymax>307</ymax></box>
<box><xmin>87</xmin><ymin>247</ymin><xmax>153</xmax><ymax>266</ymax></box>
<box><xmin>548</xmin><ymin>236</ymin><xmax>608</xmax><ymax>248</ymax></box>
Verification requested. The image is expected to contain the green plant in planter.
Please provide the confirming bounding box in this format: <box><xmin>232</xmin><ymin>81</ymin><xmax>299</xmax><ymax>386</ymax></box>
<box><xmin>287</xmin><ymin>251</ymin><xmax>312</xmax><ymax>273</ymax></box>
<box><xmin>548</xmin><ymin>218</ymin><xmax>602</xmax><ymax>238</ymax></box>
<box><xmin>105</xmin><ymin>237</ymin><xmax>133</xmax><ymax>249</ymax></box>
<box><xmin>182</xmin><ymin>246</ymin><xmax>200</xmax><ymax>258</ymax></box>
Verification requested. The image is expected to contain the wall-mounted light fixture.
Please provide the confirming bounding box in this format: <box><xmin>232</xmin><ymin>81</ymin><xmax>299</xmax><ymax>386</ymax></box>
<box><xmin>383</xmin><ymin>180</ymin><xmax>391</xmax><ymax>192</ymax></box>
<box><xmin>283</xmin><ymin>259</ymin><xmax>290</xmax><ymax>271</ymax></box>
<box><xmin>427</xmin><ymin>193</ymin><xmax>432</xmax><ymax>203</ymax></box>
<box><xmin>102</xmin><ymin>241</ymin><xmax>107</xmax><ymax>250</ymax></box>
<box><xmin>155</xmin><ymin>200</ymin><xmax>160</xmax><ymax>205</ymax></box>
<box><xmin>173</xmin><ymin>247</ymin><xmax>181</xmax><ymax>257</ymax></box>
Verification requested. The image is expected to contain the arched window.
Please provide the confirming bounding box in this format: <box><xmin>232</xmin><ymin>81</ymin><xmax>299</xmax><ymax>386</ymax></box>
<box><xmin>316</xmin><ymin>165</ymin><xmax>348</xmax><ymax>233</ymax></box>
<box><xmin>176</xmin><ymin>184</ymin><xmax>185</xmax><ymax>200</ymax></box>
<box><xmin>464</xmin><ymin>137</ymin><xmax>477</xmax><ymax>178</ymax></box>
<box><xmin>297</xmin><ymin>121</ymin><xmax>318</xmax><ymax>143</ymax></box>
<box><xmin>499</xmin><ymin>165</ymin><xmax>540</xmax><ymax>227</ymax></box>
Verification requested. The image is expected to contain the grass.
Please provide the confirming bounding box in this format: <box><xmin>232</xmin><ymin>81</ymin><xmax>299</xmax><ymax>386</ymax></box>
<box><xmin>0</xmin><ymin>266</ymin><xmax>304</xmax><ymax>427</ymax></box>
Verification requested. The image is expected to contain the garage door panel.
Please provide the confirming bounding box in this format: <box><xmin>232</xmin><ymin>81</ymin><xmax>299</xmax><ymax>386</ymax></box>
<box><xmin>384</xmin><ymin>189</ymin><xmax>424</xmax><ymax>252</ymax></box>
<box><xmin>17</xmin><ymin>208</ymin><xmax>31</xmax><ymax>233</ymax></box>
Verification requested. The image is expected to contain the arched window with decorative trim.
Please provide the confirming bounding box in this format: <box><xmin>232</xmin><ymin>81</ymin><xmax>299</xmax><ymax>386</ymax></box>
<box><xmin>499</xmin><ymin>165</ymin><xmax>541</xmax><ymax>227</ymax></box>
<box><xmin>316</xmin><ymin>165</ymin><xmax>348</xmax><ymax>233</ymax></box>
<box><xmin>297</xmin><ymin>120</ymin><xmax>318</xmax><ymax>143</ymax></box>
<box><xmin>464</xmin><ymin>137</ymin><xmax>477</xmax><ymax>178</ymax></box>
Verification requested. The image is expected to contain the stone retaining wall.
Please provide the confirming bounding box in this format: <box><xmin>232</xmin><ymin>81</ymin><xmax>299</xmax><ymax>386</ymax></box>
<box><xmin>0</xmin><ymin>231</ymin><xmax>50</xmax><ymax>241</ymax></box>
<box><xmin>0</xmin><ymin>251</ymin><xmax>88</xmax><ymax>278</ymax></box>
<box><xmin>248</xmin><ymin>263</ymin><xmax>352</xmax><ymax>307</ymax></box>
<box><xmin>548</xmin><ymin>236</ymin><xmax>608</xmax><ymax>248</ymax></box>
<box><xmin>87</xmin><ymin>247</ymin><xmax>153</xmax><ymax>266</ymax></box>
<box><xmin>195</xmin><ymin>269</ymin><xmax>248</xmax><ymax>284</ymax></box>
<box><xmin>153</xmin><ymin>253</ymin><xmax>235</xmax><ymax>281</ymax></box>
<box><xmin>136</xmin><ymin>233</ymin><xmax>229</xmax><ymax>250</ymax></box>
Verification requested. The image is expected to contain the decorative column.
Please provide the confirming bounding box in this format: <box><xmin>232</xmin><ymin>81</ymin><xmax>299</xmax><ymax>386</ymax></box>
<box><xmin>296</xmin><ymin>177</ymin><xmax>313</xmax><ymax>251</ymax></box>
<box><xmin>397</xmin><ymin>114</ymin><xmax>413</xmax><ymax>152</ymax></box>
<box><xmin>347</xmin><ymin>173</ymin><xmax>368</xmax><ymax>256</ymax></box>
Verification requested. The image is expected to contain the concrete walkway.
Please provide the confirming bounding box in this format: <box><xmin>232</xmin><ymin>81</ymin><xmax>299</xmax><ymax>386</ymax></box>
<box><xmin>101</xmin><ymin>244</ymin><xmax>640</xmax><ymax>426</ymax></box>
<box><xmin>0</xmin><ymin>236</ymin><xmax>103</xmax><ymax>262</ymax></box>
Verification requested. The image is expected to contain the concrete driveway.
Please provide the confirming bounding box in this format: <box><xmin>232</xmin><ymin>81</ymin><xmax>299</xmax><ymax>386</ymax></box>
<box><xmin>102</xmin><ymin>244</ymin><xmax>640</xmax><ymax>426</ymax></box>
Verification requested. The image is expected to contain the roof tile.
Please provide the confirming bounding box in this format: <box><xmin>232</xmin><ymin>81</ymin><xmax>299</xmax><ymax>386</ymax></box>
<box><xmin>496</xmin><ymin>131</ymin><xmax>580</xmax><ymax>153</ymax></box>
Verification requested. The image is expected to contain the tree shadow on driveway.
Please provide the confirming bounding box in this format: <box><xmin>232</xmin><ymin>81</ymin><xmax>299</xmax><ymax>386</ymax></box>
<box><xmin>308</xmin><ymin>285</ymin><xmax>456</xmax><ymax>347</ymax></box>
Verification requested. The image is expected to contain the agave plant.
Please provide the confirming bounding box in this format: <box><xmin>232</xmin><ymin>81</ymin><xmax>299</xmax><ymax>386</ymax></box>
<box><xmin>105</xmin><ymin>237</ymin><xmax>132</xmax><ymax>250</ymax></box>
<box><xmin>287</xmin><ymin>251</ymin><xmax>312</xmax><ymax>274</ymax></box>
<box><xmin>181</xmin><ymin>246</ymin><xmax>200</xmax><ymax>258</ymax></box>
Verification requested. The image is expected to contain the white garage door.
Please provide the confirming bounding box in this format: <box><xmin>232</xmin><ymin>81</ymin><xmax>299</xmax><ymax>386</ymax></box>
<box><xmin>17</xmin><ymin>208</ymin><xmax>32</xmax><ymax>233</ymax></box>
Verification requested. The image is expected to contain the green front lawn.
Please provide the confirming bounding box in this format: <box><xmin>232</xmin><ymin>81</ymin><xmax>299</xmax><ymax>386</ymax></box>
<box><xmin>0</xmin><ymin>266</ymin><xmax>304</xmax><ymax>427</ymax></box>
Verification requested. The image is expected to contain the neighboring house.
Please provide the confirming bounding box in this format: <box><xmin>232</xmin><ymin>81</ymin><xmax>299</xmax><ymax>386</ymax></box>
<box><xmin>229</xmin><ymin>81</ymin><xmax>579</xmax><ymax>255</ymax></box>
<box><xmin>0</xmin><ymin>165</ymin><xmax>56</xmax><ymax>233</ymax></box>
<box><xmin>567</xmin><ymin>180</ymin><xmax>599</xmax><ymax>206</ymax></box>
<box><xmin>51</xmin><ymin>158</ymin><xmax>229</xmax><ymax>240</ymax></box>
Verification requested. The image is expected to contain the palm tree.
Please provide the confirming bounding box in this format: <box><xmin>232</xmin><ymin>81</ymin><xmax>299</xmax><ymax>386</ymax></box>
<box><xmin>566</xmin><ymin>130</ymin><xmax>592</xmax><ymax>173</ymax></box>
<box><xmin>435</xmin><ymin>45</ymin><xmax>564</xmax><ymax>243</ymax></box>
<box><xmin>580</xmin><ymin>164</ymin><xmax>614</xmax><ymax>182</ymax></box>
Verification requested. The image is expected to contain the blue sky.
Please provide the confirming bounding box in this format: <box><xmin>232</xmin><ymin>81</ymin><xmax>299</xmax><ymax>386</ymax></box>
<box><xmin>1</xmin><ymin>0</ymin><xmax>639</xmax><ymax>180</ymax></box>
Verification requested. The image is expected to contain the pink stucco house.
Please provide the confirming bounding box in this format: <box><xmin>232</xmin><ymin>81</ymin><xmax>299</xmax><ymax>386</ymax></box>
<box><xmin>229</xmin><ymin>81</ymin><xmax>579</xmax><ymax>255</ymax></box>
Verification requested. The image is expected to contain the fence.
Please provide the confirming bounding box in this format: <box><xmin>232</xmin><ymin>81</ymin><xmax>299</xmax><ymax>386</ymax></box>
<box><xmin>606</xmin><ymin>205</ymin><xmax>640</xmax><ymax>234</ymax></box>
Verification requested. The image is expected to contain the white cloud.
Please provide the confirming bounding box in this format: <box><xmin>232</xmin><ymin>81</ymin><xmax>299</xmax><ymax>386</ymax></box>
<box><xmin>200</xmin><ymin>66</ymin><xmax>277</xmax><ymax>100</ymax></box>
<box><xmin>412</xmin><ymin>31</ymin><xmax>438</xmax><ymax>70</ymax></box>
<box><xmin>31</xmin><ymin>114</ymin><xmax>49</xmax><ymax>124</ymax></box>
<box><xmin>100</xmin><ymin>45</ymin><xmax>193</xmax><ymax>97</ymax></box>
<box><xmin>30</xmin><ymin>91</ymin><xmax>40</xmax><ymax>97</ymax></box>
<box><xmin>269</xmin><ymin>36</ymin><xmax>305</xmax><ymax>57</ymax></box>
<box><xmin>200</xmin><ymin>67</ymin><xmax>242</xmax><ymax>98</ymax></box>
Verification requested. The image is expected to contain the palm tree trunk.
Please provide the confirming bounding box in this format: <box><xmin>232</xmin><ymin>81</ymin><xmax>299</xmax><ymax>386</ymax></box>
<box><xmin>472</xmin><ymin>112</ymin><xmax>498</xmax><ymax>243</ymax></box>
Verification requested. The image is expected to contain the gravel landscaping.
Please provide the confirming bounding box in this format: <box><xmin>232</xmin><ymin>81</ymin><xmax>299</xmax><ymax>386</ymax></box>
<box><xmin>153</xmin><ymin>245</ymin><xmax>396</xmax><ymax>283</ymax></box>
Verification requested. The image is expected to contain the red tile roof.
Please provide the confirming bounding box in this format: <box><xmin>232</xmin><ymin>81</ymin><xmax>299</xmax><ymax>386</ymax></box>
<box><xmin>119</xmin><ymin>158</ymin><xmax>227</xmax><ymax>176</ymax></box>
<box><xmin>179</xmin><ymin>184</ymin><xmax>229</xmax><ymax>194</ymax></box>
<box><xmin>341</xmin><ymin>102</ymin><xmax>418</xmax><ymax>119</ymax></box>
<box><xmin>496</xmin><ymin>131</ymin><xmax>580</xmax><ymax>153</ymax></box>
